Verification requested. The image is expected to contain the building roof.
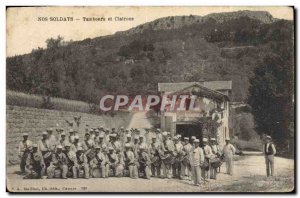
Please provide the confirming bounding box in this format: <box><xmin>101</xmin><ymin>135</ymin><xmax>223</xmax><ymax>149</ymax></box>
<box><xmin>158</xmin><ymin>81</ymin><xmax>232</xmax><ymax>93</ymax></box>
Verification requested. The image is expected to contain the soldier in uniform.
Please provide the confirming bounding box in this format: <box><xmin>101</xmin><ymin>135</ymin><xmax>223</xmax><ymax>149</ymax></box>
<box><xmin>104</xmin><ymin>128</ymin><xmax>111</xmax><ymax>144</ymax></box>
<box><xmin>71</xmin><ymin>136</ymin><xmax>81</xmax><ymax>153</ymax></box>
<box><xmin>24</xmin><ymin>144</ymin><xmax>45</xmax><ymax>179</ymax></box>
<box><xmin>19</xmin><ymin>133</ymin><xmax>32</xmax><ymax>174</ymax></box>
<box><xmin>82</xmin><ymin>132</ymin><xmax>95</xmax><ymax>162</ymax></box>
<box><xmin>69</xmin><ymin>129</ymin><xmax>75</xmax><ymax>144</ymax></box>
<box><xmin>47</xmin><ymin>145</ymin><xmax>68</xmax><ymax>179</ymax></box>
<box><xmin>181</xmin><ymin>137</ymin><xmax>192</xmax><ymax>180</ymax></box>
<box><xmin>75</xmin><ymin>147</ymin><xmax>90</xmax><ymax>179</ymax></box>
<box><xmin>173</xmin><ymin>136</ymin><xmax>183</xmax><ymax>178</ymax></box>
<box><xmin>94</xmin><ymin>129</ymin><xmax>100</xmax><ymax>145</ymax></box>
<box><xmin>37</xmin><ymin>131</ymin><xmax>52</xmax><ymax>168</ymax></box>
<box><xmin>47</xmin><ymin>128</ymin><xmax>57</xmax><ymax>151</ymax></box>
<box><xmin>149</xmin><ymin>136</ymin><xmax>162</xmax><ymax>177</ymax></box>
<box><xmin>202</xmin><ymin>138</ymin><xmax>214</xmax><ymax>179</ymax></box>
<box><xmin>123</xmin><ymin>134</ymin><xmax>134</xmax><ymax>151</ymax></box>
<box><xmin>108</xmin><ymin>133</ymin><xmax>122</xmax><ymax>152</ymax></box>
<box><xmin>107</xmin><ymin>147</ymin><xmax>120</xmax><ymax>177</ymax></box>
<box><xmin>133</xmin><ymin>136</ymin><xmax>140</xmax><ymax>157</ymax></box>
<box><xmin>222</xmin><ymin>138</ymin><xmax>236</xmax><ymax>175</ymax></box>
<box><xmin>64</xmin><ymin>143</ymin><xmax>77</xmax><ymax>178</ymax></box>
<box><xmin>210</xmin><ymin>137</ymin><xmax>221</xmax><ymax>178</ymax></box>
<box><xmin>59</xmin><ymin>132</ymin><xmax>69</xmax><ymax>148</ymax></box>
<box><xmin>155</xmin><ymin>128</ymin><xmax>163</xmax><ymax>144</ymax></box>
<box><xmin>123</xmin><ymin>143</ymin><xmax>138</xmax><ymax>179</ymax></box>
<box><xmin>89</xmin><ymin>146</ymin><xmax>109</xmax><ymax>178</ymax></box>
<box><xmin>161</xmin><ymin>132</ymin><xmax>175</xmax><ymax>179</ymax></box>
<box><xmin>138</xmin><ymin>145</ymin><xmax>151</xmax><ymax>179</ymax></box>
<box><xmin>190</xmin><ymin>139</ymin><xmax>204</xmax><ymax>186</ymax></box>
<box><xmin>138</xmin><ymin>135</ymin><xmax>148</xmax><ymax>153</ymax></box>
<box><xmin>263</xmin><ymin>135</ymin><xmax>276</xmax><ymax>177</ymax></box>
<box><xmin>96</xmin><ymin>134</ymin><xmax>107</xmax><ymax>150</ymax></box>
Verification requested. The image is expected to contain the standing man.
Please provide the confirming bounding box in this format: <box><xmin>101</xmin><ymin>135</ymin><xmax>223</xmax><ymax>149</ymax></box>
<box><xmin>263</xmin><ymin>135</ymin><xmax>276</xmax><ymax>177</ymax></box>
<box><xmin>190</xmin><ymin>139</ymin><xmax>204</xmax><ymax>186</ymax></box>
<box><xmin>173</xmin><ymin>136</ymin><xmax>183</xmax><ymax>178</ymax></box>
<box><xmin>149</xmin><ymin>136</ymin><xmax>162</xmax><ymax>178</ymax></box>
<box><xmin>37</xmin><ymin>131</ymin><xmax>52</xmax><ymax>168</ymax></box>
<box><xmin>222</xmin><ymin>138</ymin><xmax>236</xmax><ymax>175</ymax></box>
<box><xmin>202</xmin><ymin>138</ymin><xmax>214</xmax><ymax>179</ymax></box>
<box><xmin>68</xmin><ymin>129</ymin><xmax>75</xmax><ymax>144</ymax></box>
<box><xmin>123</xmin><ymin>143</ymin><xmax>138</xmax><ymax>179</ymax></box>
<box><xmin>161</xmin><ymin>132</ymin><xmax>175</xmax><ymax>179</ymax></box>
<box><xmin>210</xmin><ymin>138</ymin><xmax>220</xmax><ymax>179</ymax></box>
<box><xmin>181</xmin><ymin>137</ymin><xmax>192</xmax><ymax>180</ymax></box>
<box><xmin>47</xmin><ymin>128</ymin><xmax>57</xmax><ymax>151</ymax></box>
<box><xmin>19</xmin><ymin>133</ymin><xmax>32</xmax><ymax>174</ymax></box>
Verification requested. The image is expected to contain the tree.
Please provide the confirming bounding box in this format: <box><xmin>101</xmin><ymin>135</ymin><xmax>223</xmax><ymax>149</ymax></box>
<box><xmin>248</xmin><ymin>53</ymin><xmax>294</xmax><ymax>147</ymax></box>
<box><xmin>46</xmin><ymin>36</ymin><xmax>64</xmax><ymax>49</ymax></box>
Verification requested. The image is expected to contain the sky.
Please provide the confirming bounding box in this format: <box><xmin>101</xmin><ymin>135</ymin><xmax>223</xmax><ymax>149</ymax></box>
<box><xmin>6</xmin><ymin>6</ymin><xmax>294</xmax><ymax>57</ymax></box>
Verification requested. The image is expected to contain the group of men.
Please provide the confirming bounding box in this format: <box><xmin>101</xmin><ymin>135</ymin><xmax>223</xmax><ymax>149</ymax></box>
<box><xmin>18</xmin><ymin>126</ymin><xmax>237</xmax><ymax>186</ymax></box>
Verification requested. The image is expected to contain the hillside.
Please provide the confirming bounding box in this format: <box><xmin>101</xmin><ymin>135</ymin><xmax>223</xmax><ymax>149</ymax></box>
<box><xmin>6</xmin><ymin>10</ymin><xmax>294</xmax><ymax>103</ymax></box>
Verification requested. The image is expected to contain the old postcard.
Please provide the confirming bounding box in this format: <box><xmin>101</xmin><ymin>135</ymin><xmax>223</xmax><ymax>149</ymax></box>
<box><xmin>6</xmin><ymin>6</ymin><xmax>295</xmax><ymax>193</ymax></box>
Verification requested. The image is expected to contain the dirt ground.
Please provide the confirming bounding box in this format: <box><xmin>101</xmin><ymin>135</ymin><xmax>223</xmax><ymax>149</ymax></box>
<box><xmin>7</xmin><ymin>152</ymin><xmax>294</xmax><ymax>193</ymax></box>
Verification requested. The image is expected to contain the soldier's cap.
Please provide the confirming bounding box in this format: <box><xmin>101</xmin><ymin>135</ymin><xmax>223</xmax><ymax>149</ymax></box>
<box><xmin>194</xmin><ymin>139</ymin><xmax>200</xmax><ymax>143</ymax></box>
<box><xmin>95</xmin><ymin>129</ymin><xmax>100</xmax><ymax>133</ymax></box>
<box><xmin>61</xmin><ymin>132</ymin><xmax>66</xmax><ymax>136</ymax></box>
<box><xmin>57</xmin><ymin>145</ymin><xmax>63</xmax><ymax>149</ymax></box>
<box><xmin>89</xmin><ymin>129</ymin><xmax>94</xmax><ymax>132</ymax></box>
<box><xmin>184</xmin><ymin>137</ymin><xmax>189</xmax><ymax>140</ymax></box>
<box><xmin>191</xmin><ymin>136</ymin><xmax>196</xmax><ymax>140</ymax></box>
<box><xmin>22</xmin><ymin>133</ymin><xmax>29</xmax><ymax>136</ymax></box>
<box><xmin>125</xmin><ymin>143</ymin><xmax>131</xmax><ymax>148</ymax></box>
<box><xmin>42</xmin><ymin>131</ymin><xmax>48</xmax><ymax>135</ymax></box>
<box><xmin>108</xmin><ymin>147</ymin><xmax>114</xmax><ymax>150</ymax></box>
<box><xmin>32</xmin><ymin>144</ymin><xmax>38</xmax><ymax>148</ymax></box>
<box><xmin>99</xmin><ymin>134</ymin><xmax>104</xmax><ymax>138</ymax></box>
<box><xmin>156</xmin><ymin>128</ymin><xmax>161</xmax><ymax>132</ymax></box>
<box><xmin>47</xmin><ymin>128</ymin><xmax>53</xmax><ymax>132</ymax></box>
<box><xmin>85</xmin><ymin>132</ymin><xmax>90</xmax><ymax>136</ymax></box>
<box><xmin>134</xmin><ymin>136</ymin><xmax>139</xmax><ymax>140</ymax></box>
<box><xmin>173</xmin><ymin>136</ymin><xmax>178</xmax><ymax>140</ymax></box>
<box><xmin>74</xmin><ymin>136</ymin><xmax>80</xmax><ymax>139</ymax></box>
<box><xmin>139</xmin><ymin>145</ymin><xmax>146</xmax><ymax>150</ymax></box>
<box><xmin>266</xmin><ymin>135</ymin><xmax>272</xmax><ymax>139</ymax></box>
<box><xmin>126</xmin><ymin>134</ymin><xmax>131</xmax><ymax>138</ymax></box>
<box><xmin>211</xmin><ymin>138</ymin><xmax>216</xmax><ymax>141</ymax></box>
<box><xmin>203</xmin><ymin>138</ymin><xmax>208</xmax><ymax>142</ymax></box>
<box><xmin>77</xmin><ymin>147</ymin><xmax>83</xmax><ymax>151</ymax></box>
<box><xmin>65</xmin><ymin>143</ymin><xmax>71</xmax><ymax>147</ymax></box>
<box><xmin>99</xmin><ymin>126</ymin><xmax>104</xmax><ymax>129</ymax></box>
<box><xmin>69</xmin><ymin>129</ymin><xmax>74</xmax><ymax>133</ymax></box>
<box><xmin>225</xmin><ymin>137</ymin><xmax>231</xmax><ymax>141</ymax></box>
<box><xmin>120</xmin><ymin>126</ymin><xmax>124</xmax><ymax>129</ymax></box>
<box><xmin>162</xmin><ymin>132</ymin><xmax>168</xmax><ymax>136</ymax></box>
<box><xmin>152</xmin><ymin>136</ymin><xmax>157</xmax><ymax>139</ymax></box>
<box><xmin>139</xmin><ymin>135</ymin><xmax>144</xmax><ymax>138</ymax></box>
<box><xmin>167</xmin><ymin>132</ymin><xmax>171</xmax><ymax>135</ymax></box>
<box><xmin>95</xmin><ymin>146</ymin><xmax>101</xmax><ymax>149</ymax></box>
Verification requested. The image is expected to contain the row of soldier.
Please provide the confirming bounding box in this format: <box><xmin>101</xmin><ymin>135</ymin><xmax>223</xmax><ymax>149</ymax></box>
<box><xmin>19</xmin><ymin>127</ymin><xmax>236</xmax><ymax>186</ymax></box>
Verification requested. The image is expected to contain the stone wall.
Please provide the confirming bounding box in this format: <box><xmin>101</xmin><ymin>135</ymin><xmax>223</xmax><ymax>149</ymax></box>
<box><xmin>6</xmin><ymin>105</ymin><xmax>133</xmax><ymax>165</ymax></box>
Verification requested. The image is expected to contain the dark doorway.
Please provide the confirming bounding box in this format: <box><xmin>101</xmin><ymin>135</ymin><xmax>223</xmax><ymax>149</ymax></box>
<box><xmin>176</xmin><ymin>124</ymin><xmax>202</xmax><ymax>141</ymax></box>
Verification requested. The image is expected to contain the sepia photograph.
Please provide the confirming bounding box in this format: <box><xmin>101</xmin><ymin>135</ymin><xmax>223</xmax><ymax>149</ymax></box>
<box><xmin>5</xmin><ymin>6</ymin><xmax>295</xmax><ymax>193</ymax></box>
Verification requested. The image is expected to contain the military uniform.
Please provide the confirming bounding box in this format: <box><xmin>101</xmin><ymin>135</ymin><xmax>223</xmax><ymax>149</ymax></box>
<box><xmin>263</xmin><ymin>136</ymin><xmax>276</xmax><ymax>177</ymax></box>
<box><xmin>89</xmin><ymin>149</ymin><xmax>109</xmax><ymax>178</ymax></box>
<box><xmin>161</xmin><ymin>134</ymin><xmax>175</xmax><ymax>179</ymax></box>
<box><xmin>47</xmin><ymin>147</ymin><xmax>68</xmax><ymax>179</ymax></box>
<box><xmin>24</xmin><ymin>145</ymin><xmax>45</xmax><ymax>179</ymax></box>
<box><xmin>173</xmin><ymin>139</ymin><xmax>183</xmax><ymax>178</ymax></box>
<box><xmin>181</xmin><ymin>138</ymin><xmax>192</xmax><ymax>179</ymax></box>
<box><xmin>75</xmin><ymin>149</ymin><xmax>90</xmax><ymax>179</ymax></box>
<box><xmin>123</xmin><ymin>144</ymin><xmax>138</xmax><ymax>179</ymax></box>
<box><xmin>18</xmin><ymin>134</ymin><xmax>32</xmax><ymax>174</ymax></box>
<box><xmin>138</xmin><ymin>147</ymin><xmax>151</xmax><ymax>179</ymax></box>
<box><xmin>222</xmin><ymin>138</ymin><xmax>236</xmax><ymax>175</ymax></box>
<box><xmin>149</xmin><ymin>139</ymin><xmax>162</xmax><ymax>177</ymax></box>
<box><xmin>190</xmin><ymin>139</ymin><xmax>204</xmax><ymax>186</ymax></box>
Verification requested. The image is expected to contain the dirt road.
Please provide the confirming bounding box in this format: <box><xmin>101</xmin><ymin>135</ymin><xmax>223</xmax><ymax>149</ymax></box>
<box><xmin>7</xmin><ymin>153</ymin><xmax>294</xmax><ymax>192</ymax></box>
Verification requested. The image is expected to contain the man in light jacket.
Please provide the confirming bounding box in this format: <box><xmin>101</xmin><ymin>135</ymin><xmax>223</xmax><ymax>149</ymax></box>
<box><xmin>222</xmin><ymin>138</ymin><xmax>236</xmax><ymax>175</ymax></box>
<box><xmin>190</xmin><ymin>139</ymin><xmax>204</xmax><ymax>186</ymax></box>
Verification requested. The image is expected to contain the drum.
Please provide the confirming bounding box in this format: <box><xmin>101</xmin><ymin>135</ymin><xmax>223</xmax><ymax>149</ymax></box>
<box><xmin>78</xmin><ymin>169</ymin><xmax>85</xmax><ymax>178</ymax></box>
<box><xmin>181</xmin><ymin>155</ymin><xmax>190</xmax><ymax>167</ymax></box>
<box><xmin>123</xmin><ymin>169</ymin><xmax>130</xmax><ymax>177</ymax></box>
<box><xmin>151</xmin><ymin>156</ymin><xmax>160</xmax><ymax>167</ymax></box>
<box><xmin>210</xmin><ymin>157</ymin><xmax>223</xmax><ymax>168</ymax></box>
<box><xmin>54</xmin><ymin>168</ymin><xmax>62</xmax><ymax>178</ymax></box>
<box><xmin>162</xmin><ymin>153</ymin><xmax>175</xmax><ymax>165</ymax></box>
<box><xmin>92</xmin><ymin>168</ymin><xmax>102</xmax><ymax>178</ymax></box>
